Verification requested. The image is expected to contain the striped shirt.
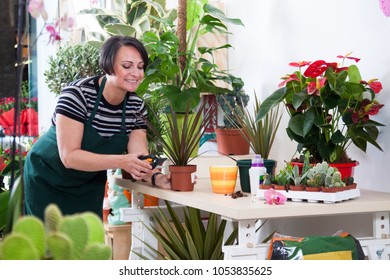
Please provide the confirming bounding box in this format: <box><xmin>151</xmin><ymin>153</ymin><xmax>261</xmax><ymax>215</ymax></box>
<box><xmin>51</xmin><ymin>76</ymin><xmax>147</xmax><ymax>138</ymax></box>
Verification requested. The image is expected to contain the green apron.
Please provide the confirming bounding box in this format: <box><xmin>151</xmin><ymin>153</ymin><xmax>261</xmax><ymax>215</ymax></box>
<box><xmin>24</xmin><ymin>77</ymin><xmax>129</xmax><ymax>220</ymax></box>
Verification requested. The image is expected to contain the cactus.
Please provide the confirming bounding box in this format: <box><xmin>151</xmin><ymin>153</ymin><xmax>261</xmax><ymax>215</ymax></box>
<box><xmin>262</xmin><ymin>173</ymin><xmax>272</xmax><ymax>186</ymax></box>
<box><xmin>0</xmin><ymin>203</ymin><xmax>112</xmax><ymax>260</ymax></box>
<box><xmin>332</xmin><ymin>171</ymin><xmax>346</xmax><ymax>189</ymax></box>
<box><xmin>325</xmin><ymin>174</ymin><xmax>333</xmax><ymax>188</ymax></box>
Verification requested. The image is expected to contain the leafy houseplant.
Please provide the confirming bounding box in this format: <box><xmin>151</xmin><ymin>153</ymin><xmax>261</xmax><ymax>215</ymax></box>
<box><xmin>257</xmin><ymin>53</ymin><xmax>385</xmax><ymax>164</ymax></box>
<box><xmin>44</xmin><ymin>43</ymin><xmax>103</xmax><ymax>96</ymax></box>
<box><xmin>133</xmin><ymin>200</ymin><xmax>237</xmax><ymax>260</ymax></box>
<box><xmin>143</xmin><ymin>100</ymin><xmax>216</xmax><ymax>191</ymax></box>
<box><xmin>137</xmin><ymin>0</ymin><xmax>244</xmax><ymax>113</ymax></box>
<box><xmin>215</xmin><ymin>75</ymin><xmax>250</xmax><ymax>155</ymax></box>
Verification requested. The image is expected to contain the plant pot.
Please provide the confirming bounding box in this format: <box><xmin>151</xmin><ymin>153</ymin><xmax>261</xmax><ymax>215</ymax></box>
<box><xmin>305</xmin><ymin>186</ymin><xmax>321</xmax><ymax>192</ymax></box>
<box><xmin>321</xmin><ymin>186</ymin><xmax>337</xmax><ymax>193</ymax></box>
<box><xmin>169</xmin><ymin>165</ymin><xmax>197</xmax><ymax>191</ymax></box>
<box><xmin>209</xmin><ymin>165</ymin><xmax>238</xmax><ymax>194</ymax></box>
<box><xmin>215</xmin><ymin>128</ymin><xmax>250</xmax><ymax>155</ymax></box>
<box><xmin>273</xmin><ymin>184</ymin><xmax>286</xmax><ymax>191</ymax></box>
<box><xmin>236</xmin><ymin>159</ymin><xmax>277</xmax><ymax>193</ymax></box>
<box><xmin>289</xmin><ymin>185</ymin><xmax>305</xmax><ymax>191</ymax></box>
<box><xmin>123</xmin><ymin>189</ymin><xmax>159</xmax><ymax>206</ymax></box>
<box><xmin>291</xmin><ymin>161</ymin><xmax>359</xmax><ymax>181</ymax></box>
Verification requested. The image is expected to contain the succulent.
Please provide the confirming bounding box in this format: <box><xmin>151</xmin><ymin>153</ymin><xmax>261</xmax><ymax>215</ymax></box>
<box><xmin>262</xmin><ymin>173</ymin><xmax>272</xmax><ymax>186</ymax></box>
<box><xmin>332</xmin><ymin>171</ymin><xmax>346</xmax><ymax>188</ymax></box>
<box><xmin>0</xmin><ymin>204</ymin><xmax>112</xmax><ymax>260</ymax></box>
<box><xmin>306</xmin><ymin>161</ymin><xmax>336</xmax><ymax>187</ymax></box>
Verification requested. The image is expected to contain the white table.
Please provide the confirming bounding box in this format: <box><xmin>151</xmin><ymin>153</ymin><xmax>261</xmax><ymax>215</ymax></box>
<box><xmin>115</xmin><ymin>176</ymin><xmax>390</xmax><ymax>260</ymax></box>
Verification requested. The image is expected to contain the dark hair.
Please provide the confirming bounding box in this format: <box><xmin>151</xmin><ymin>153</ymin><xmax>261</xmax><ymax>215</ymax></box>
<box><xmin>99</xmin><ymin>36</ymin><xmax>149</xmax><ymax>75</ymax></box>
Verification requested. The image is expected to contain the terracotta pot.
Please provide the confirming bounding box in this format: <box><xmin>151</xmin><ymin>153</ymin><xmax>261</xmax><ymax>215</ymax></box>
<box><xmin>215</xmin><ymin>128</ymin><xmax>250</xmax><ymax>155</ymax></box>
<box><xmin>273</xmin><ymin>184</ymin><xmax>286</xmax><ymax>191</ymax></box>
<box><xmin>169</xmin><ymin>165</ymin><xmax>197</xmax><ymax>191</ymax></box>
<box><xmin>260</xmin><ymin>185</ymin><xmax>272</xmax><ymax>190</ymax></box>
<box><xmin>289</xmin><ymin>185</ymin><xmax>305</xmax><ymax>191</ymax></box>
<box><xmin>321</xmin><ymin>186</ymin><xmax>337</xmax><ymax>193</ymax></box>
<box><xmin>305</xmin><ymin>186</ymin><xmax>321</xmax><ymax>192</ymax></box>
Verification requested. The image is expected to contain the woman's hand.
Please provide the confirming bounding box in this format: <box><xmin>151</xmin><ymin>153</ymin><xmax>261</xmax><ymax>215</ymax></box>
<box><xmin>154</xmin><ymin>173</ymin><xmax>171</xmax><ymax>190</ymax></box>
<box><xmin>122</xmin><ymin>153</ymin><xmax>153</xmax><ymax>180</ymax></box>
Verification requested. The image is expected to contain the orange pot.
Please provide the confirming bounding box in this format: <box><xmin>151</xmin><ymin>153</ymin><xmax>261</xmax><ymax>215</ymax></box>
<box><xmin>209</xmin><ymin>166</ymin><xmax>238</xmax><ymax>194</ymax></box>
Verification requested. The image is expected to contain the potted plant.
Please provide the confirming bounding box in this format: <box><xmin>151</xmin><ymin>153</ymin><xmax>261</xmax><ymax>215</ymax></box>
<box><xmin>133</xmin><ymin>200</ymin><xmax>238</xmax><ymax>260</ymax></box>
<box><xmin>215</xmin><ymin>75</ymin><xmax>250</xmax><ymax>155</ymax></box>
<box><xmin>136</xmin><ymin>0</ymin><xmax>244</xmax><ymax>114</ymax></box>
<box><xmin>256</xmin><ymin>53</ymin><xmax>385</xmax><ymax>180</ymax></box>
<box><xmin>143</xmin><ymin>100</ymin><xmax>216</xmax><ymax>191</ymax></box>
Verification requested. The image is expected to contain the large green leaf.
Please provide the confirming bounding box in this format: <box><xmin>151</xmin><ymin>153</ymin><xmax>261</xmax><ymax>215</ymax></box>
<box><xmin>256</xmin><ymin>87</ymin><xmax>286</xmax><ymax>120</ymax></box>
<box><xmin>288</xmin><ymin>111</ymin><xmax>315</xmax><ymax>138</ymax></box>
<box><xmin>0</xmin><ymin>191</ymin><xmax>10</xmax><ymax>232</ymax></box>
<box><xmin>5</xmin><ymin>176</ymin><xmax>23</xmax><ymax>234</ymax></box>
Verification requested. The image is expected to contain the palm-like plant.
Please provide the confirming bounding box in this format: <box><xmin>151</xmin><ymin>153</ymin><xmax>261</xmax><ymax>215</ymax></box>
<box><xmin>144</xmin><ymin>100</ymin><xmax>216</xmax><ymax>166</ymax></box>
<box><xmin>222</xmin><ymin>93</ymin><xmax>283</xmax><ymax>159</ymax></box>
<box><xmin>133</xmin><ymin>200</ymin><xmax>238</xmax><ymax>260</ymax></box>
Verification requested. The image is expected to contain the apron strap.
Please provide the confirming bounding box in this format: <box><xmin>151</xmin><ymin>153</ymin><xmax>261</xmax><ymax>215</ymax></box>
<box><xmin>88</xmin><ymin>76</ymin><xmax>128</xmax><ymax>135</ymax></box>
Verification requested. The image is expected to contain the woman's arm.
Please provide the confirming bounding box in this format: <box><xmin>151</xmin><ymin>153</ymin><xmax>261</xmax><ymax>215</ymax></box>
<box><xmin>56</xmin><ymin>114</ymin><xmax>152</xmax><ymax>176</ymax></box>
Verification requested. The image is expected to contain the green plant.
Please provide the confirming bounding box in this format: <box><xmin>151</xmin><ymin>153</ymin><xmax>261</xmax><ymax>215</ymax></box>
<box><xmin>285</xmin><ymin>164</ymin><xmax>309</xmax><ymax>186</ymax></box>
<box><xmin>0</xmin><ymin>204</ymin><xmax>111</xmax><ymax>260</ymax></box>
<box><xmin>256</xmin><ymin>53</ymin><xmax>385</xmax><ymax>163</ymax></box>
<box><xmin>44</xmin><ymin>43</ymin><xmax>103</xmax><ymax>96</ymax></box>
<box><xmin>137</xmin><ymin>0</ymin><xmax>244</xmax><ymax>113</ymax></box>
<box><xmin>216</xmin><ymin>75</ymin><xmax>249</xmax><ymax>129</ymax></box>
<box><xmin>220</xmin><ymin>88</ymin><xmax>283</xmax><ymax>159</ymax></box>
<box><xmin>143</xmin><ymin>100</ymin><xmax>215</xmax><ymax>166</ymax></box>
<box><xmin>133</xmin><ymin>200</ymin><xmax>238</xmax><ymax>260</ymax></box>
<box><xmin>306</xmin><ymin>161</ymin><xmax>335</xmax><ymax>187</ymax></box>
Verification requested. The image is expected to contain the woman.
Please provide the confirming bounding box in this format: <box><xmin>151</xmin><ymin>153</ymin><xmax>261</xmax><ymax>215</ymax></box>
<box><xmin>24</xmin><ymin>36</ymin><xmax>170</xmax><ymax>220</ymax></box>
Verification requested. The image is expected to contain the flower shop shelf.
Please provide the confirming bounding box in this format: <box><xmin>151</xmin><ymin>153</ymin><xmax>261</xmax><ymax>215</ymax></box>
<box><xmin>256</xmin><ymin>188</ymin><xmax>361</xmax><ymax>203</ymax></box>
<box><xmin>115</xmin><ymin>176</ymin><xmax>390</xmax><ymax>260</ymax></box>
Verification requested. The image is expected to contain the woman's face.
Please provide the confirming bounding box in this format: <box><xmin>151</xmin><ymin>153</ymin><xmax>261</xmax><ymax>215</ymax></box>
<box><xmin>111</xmin><ymin>45</ymin><xmax>145</xmax><ymax>93</ymax></box>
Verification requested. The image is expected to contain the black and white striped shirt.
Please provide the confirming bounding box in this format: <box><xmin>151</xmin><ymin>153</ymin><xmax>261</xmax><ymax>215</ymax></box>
<box><xmin>51</xmin><ymin>76</ymin><xmax>147</xmax><ymax>138</ymax></box>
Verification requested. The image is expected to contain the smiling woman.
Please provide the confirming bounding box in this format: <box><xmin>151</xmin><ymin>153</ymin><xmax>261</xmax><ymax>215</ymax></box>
<box><xmin>23</xmin><ymin>35</ymin><xmax>172</xmax><ymax>221</ymax></box>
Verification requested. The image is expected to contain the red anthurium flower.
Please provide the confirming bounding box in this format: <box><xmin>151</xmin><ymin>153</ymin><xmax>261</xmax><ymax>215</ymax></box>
<box><xmin>368</xmin><ymin>80</ymin><xmax>383</xmax><ymax>94</ymax></box>
<box><xmin>264</xmin><ymin>188</ymin><xmax>287</xmax><ymax>205</ymax></box>
<box><xmin>364</xmin><ymin>101</ymin><xmax>384</xmax><ymax>116</ymax></box>
<box><xmin>307</xmin><ymin>77</ymin><xmax>326</xmax><ymax>95</ymax></box>
<box><xmin>303</xmin><ymin>60</ymin><xmax>328</xmax><ymax>78</ymax></box>
<box><xmin>289</xmin><ymin>61</ymin><xmax>311</xmax><ymax>68</ymax></box>
<box><xmin>337</xmin><ymin>53</ymin><xmax>361</xmax><ymax>63</ymax></box>
<box><xmin>278</xmin><ymin>73</ymin><xmax>300</xmax><ymax>87</ymax></box>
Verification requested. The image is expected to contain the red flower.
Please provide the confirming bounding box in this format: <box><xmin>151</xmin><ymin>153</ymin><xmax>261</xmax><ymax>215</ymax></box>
<box><xmin>278</xmin><ymin>73</ymin><xmax>300</xmax><ymax>87</ymax></box>
<box><xmin>303</xmin><ymin>60</ymin><xmax>328</xmax><ymax>78</ymax></box>
<box><xmin>307</xmin><ymin>77</ymin><xmax>326</xmax><ymax>95</ymax></box>
<box><xmin>289</xmin><ymin>61</ymin><xmax>311</xmax><ymax>68</ymax></box>
<box><xmin>337</xmin><ymin>53</ymin><xmax>361</xmax><ymax>63</ymax></box>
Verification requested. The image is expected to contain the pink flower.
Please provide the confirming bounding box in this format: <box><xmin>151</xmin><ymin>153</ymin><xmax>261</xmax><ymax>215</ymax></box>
<box><xmin>46</xmin><ymin>25</ymin><xmax>61</xmax><ymax>44</ymax></box>
<box><xmin>264</xmin><ymin>188</ymin><xmax>287</xmax><ymax>205</ymax></box>
<box><xmin>56</xmin><ymin>12</ymin><xmax>75</xmax><ymax>31</ymax></box>
<box><xmin>28</xmin><ymin>0</ymin><xmax>48</xmax><ymax>21</ymax></box>
<box><xmin>379</xmin><ymin>0</ymin><xmax>390</xmax><ymax>17</ymax></box>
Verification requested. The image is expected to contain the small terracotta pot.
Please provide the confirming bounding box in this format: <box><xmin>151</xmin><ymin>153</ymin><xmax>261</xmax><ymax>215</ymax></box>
<box><xmin>273</xmin><ymin>184</ymin><xmax>286</xmax><ymax>191</ymax></box>
<box><xmin>260</xmin><ymin>185</ymin><xmax>272</xmax><ymax>190</ymax></box>
<box><xmin>321</xmin><ymin>186</ymin><xmax>337</xmax><ymax>193</ymax></box>
<box><xmin>289</xmin><ymin>185</ymin><xmax>305</xmax><ymax>191</ymax></box>
<box><xmin>169</xmin><ymin>165</ymin><xmax>197</xmax><ymax>191</ymax></box>
<box><xmin>305</xmin><ymin>186</ymin><xmax>321</xmax><ymax>192</ymax></box>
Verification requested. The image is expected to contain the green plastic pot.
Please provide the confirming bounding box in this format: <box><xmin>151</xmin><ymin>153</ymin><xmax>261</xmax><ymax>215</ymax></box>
<box><xmin>236</xmin><ymin>159</ymin><xmax>277</xmax><ymax>193</ymax></box>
